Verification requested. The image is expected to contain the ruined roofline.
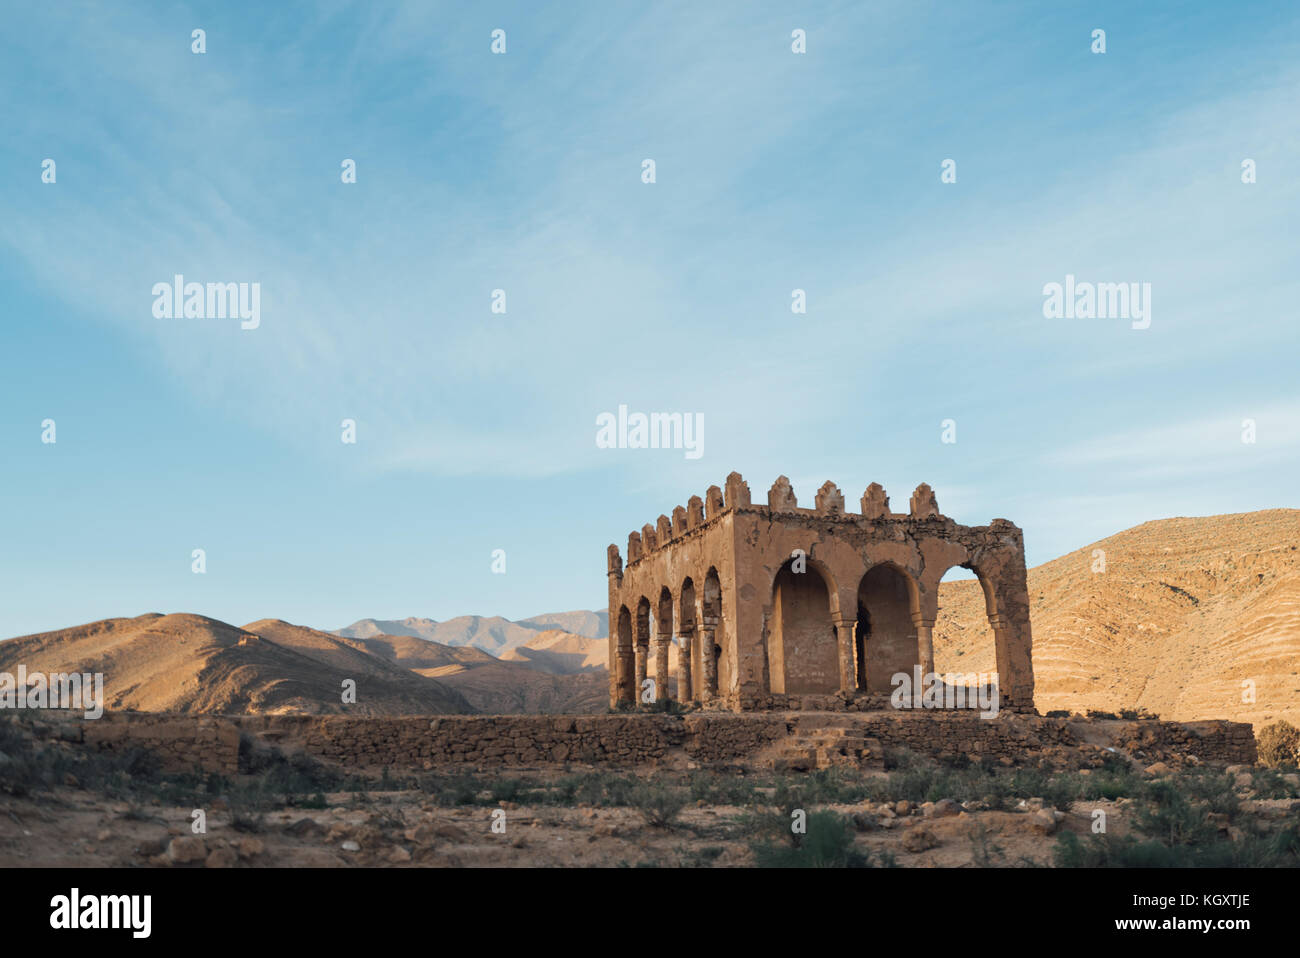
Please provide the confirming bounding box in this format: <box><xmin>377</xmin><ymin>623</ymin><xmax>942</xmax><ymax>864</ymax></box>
<box><xmin>608</xmin><ymin>471</ymin><xmax>1022</xmax><ymax>573</ymax></box>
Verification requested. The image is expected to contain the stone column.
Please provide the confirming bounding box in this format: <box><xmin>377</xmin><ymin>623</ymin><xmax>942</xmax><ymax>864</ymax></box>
<box><xmin>987</xmin><ymin>613</ymin><xmax>1008</xmax><ymax>709</ymax></box>
<box><xmin>699</xmin><ymin>613</ymin><xmax>719</xmax><ymax>700</ymax></box>
<box><xmin>834</xmin><ymin>619</ymin><xmax>857</xmax><ymax>695</ymax></box>
<box><xmin>653</xmin><ymin>631</ymin><xmax>671</xmax><ymax>705</ymax></box>
<box><xmin>635</xmin><ymin>613</ymin><xmax>650</xmax><ymax>706</ymax></box>
<box><xmin>634</xmin><ymin>644</ymin><xmax>648</xmax><ymax>704</ymax></box>
<box><xmin>615</xmin><ymin>648</ymin><xmax>634</xmax><ymax>706</ymax></box>
<box><xmin>913</xmin><ymin>612</ymin><xmax>936</xmax><ymax>678</ymax></box>
<box><xmin>677</xmin><ymin>632</ymin><xmax>693</xmax><ymax>701</ymax></box>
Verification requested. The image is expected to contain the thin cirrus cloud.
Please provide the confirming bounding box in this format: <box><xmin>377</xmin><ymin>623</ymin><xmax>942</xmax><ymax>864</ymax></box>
<box><xmin>0</xmin><ymin>2</ymin><xmax>1296</xmax><ymax>637</ymax></box>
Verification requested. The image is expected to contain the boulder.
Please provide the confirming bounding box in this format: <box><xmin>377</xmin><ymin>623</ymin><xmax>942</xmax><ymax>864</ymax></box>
<box><xmin>165</xmin><ymin>836</ymin><xmax>207</xmax><ymax>865</ymax></box>
<box><xmin>901</xmin><ymin>825</ymin><xmax>938</xmax><ymax>852</ymax></box>
<box><xmin>205</xmin><ymin>845</ymin><xmax>239</xmax><ymax>869</ymax></box>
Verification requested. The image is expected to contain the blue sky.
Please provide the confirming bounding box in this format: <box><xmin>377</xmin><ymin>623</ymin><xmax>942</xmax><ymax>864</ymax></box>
<box><xmin>2</xmin><ymin>1</ymin><xmax>1297</xmax><ymax>638</ymax></box>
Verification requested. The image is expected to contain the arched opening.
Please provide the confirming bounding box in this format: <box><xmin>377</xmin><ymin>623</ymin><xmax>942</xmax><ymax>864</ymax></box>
<box><xmin>856</xmin><ymin>564</ymin><xmax>918</xmax><ymax>693</ymax></box>
<box><xmin>702</xmin><ymin>568</ymin><xmax>722</xmax><ymax>696</ymax></box>
<box><xmin>615</xmin><ymin>605</ymin><xmax>634</xmax><ymax>704</ymax></box>
<box><xmin>653</xmin><ymin>586</ymin><xmax>674</xmax><ymax>700</ymax></box>
<box><xmin>934</xmin><ymin>564</ymin><xmax>999</xmax><ymax>706</ymax></box>
<box><xmin>768</xmin><ymin>559</ymin><xmax>837</xmax><ymax>694</ymax></box>
<box><xmin>679</xmin><ymin>578</ymin><xmax>697</xmax><ymax>699</ymax></box>
<box><xmin>635</xmin><ymin>597</ymin><xmax>651</xmax><ymax>704</ymax></box>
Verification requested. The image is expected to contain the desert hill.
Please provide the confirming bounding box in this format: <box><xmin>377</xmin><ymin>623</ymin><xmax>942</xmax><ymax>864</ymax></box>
<box><xmin>381</xmin><ymin>627</ymin><xmax>607</xmax><ymax>713</ymax></box>
<box><xmin>419</xmin><ymin>659</ymin><xmax>608</xmax><ymax>714</ymax></box>
<box><xmin>935</xmin><ymin>509</ymin><xmax>1300</xmax><ymax>727</ymax></box>
<box><xmin>500</xmin><ymin>629</ymin><xmax>609</xmax><ymax>675</ymax></box>
<box><xmin>0</xmin><ymin>613</ymin><xmax>472</xmax><ymax>716</ymax></box>
<box><xmin>0</xmin><ymin>613</ymin><xmax>608</xmax><ymax>717</ymax></box>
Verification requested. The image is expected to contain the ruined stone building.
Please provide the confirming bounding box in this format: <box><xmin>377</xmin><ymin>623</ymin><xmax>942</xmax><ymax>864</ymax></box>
<box><xmin>606</xmin><ymin>473</ymin><xmax>1036</xmax><ymax>713</ymax></box>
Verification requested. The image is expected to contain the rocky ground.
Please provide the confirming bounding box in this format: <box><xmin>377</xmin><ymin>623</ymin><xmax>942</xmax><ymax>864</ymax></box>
<box><xmin>0</xmin><ymin>781</ymin><xmax>1119</xmax><ymax>868</ymax></box>
<box><xmin>4</xmin><ymin>754</ymin><xmax>1298</xmax><ymax>868</ymax></box>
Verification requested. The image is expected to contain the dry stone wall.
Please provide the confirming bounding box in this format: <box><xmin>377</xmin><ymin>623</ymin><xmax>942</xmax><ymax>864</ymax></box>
<box><xmin>34</xmin><ymin>711</ymin><xmax>243</xmax><ymax>775</ymax></box>
<box><xmin>25</xmin><ymin>710</ymin><xmax>1257</xmax><ymax>773</ymax></box>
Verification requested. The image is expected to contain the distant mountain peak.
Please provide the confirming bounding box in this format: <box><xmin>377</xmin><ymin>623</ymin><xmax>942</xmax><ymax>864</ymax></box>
<box><xmin>333</xmin><ymin>609</ymin><xmax>607</xmax><ymax>655</ymax></box>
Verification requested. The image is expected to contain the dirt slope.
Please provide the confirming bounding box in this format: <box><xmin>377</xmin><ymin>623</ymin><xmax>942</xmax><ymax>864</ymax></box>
<box><xmin>935</xmin><ymin>509</ymin><xmax>1300</xmax><ymax>726</ymax></box>
<box><xmin>500</xmin><ymin>629</ymin><xmax>608</xmax><ymax>674</ymax></box>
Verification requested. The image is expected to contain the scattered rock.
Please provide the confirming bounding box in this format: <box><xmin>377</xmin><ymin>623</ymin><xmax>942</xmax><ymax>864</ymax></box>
<box><xmin>433</xmin><ymin>822</ymin><xmax>470</xmax><ymax>842</ymax></box>
<box><xmin>1029</xmin><ymin>809</ymin><xmax>1057</xmax><ymax>835</ymax></box>
<box><xmin>403</xmin><ymin>823</ymin><xmax>439</xmax><ymax>844</ymax></box>
<box><xmin>165</xmin><ymin>836</ymin><xmax>207</xmax><ymax>865</ymax></box>
<box><xmin>136</xmin><ymin>837</ymin><xmax>168</xmax><ymax>858</ymax></box>
<box><xmin>205</xmin><ymin>846</ymin><xmax>238</xmax><ymax>869</ymax></box>
<box><xmin>236</xmin><ymin>837</ymin><xmax>264</xmax><ymax>859</ymax></box>
<box><xmin>928</xmin><ymin>799</ymin><xmax>962</xmax><ymax>819</ymax></box>
<box><xmin>340</xmin><ymin>840</ymin><xmax>361</xmax><ymax>852</ymax></box>
<box><xmin>901</xmin><ymin>825</ymin><xmax>938</xmax><ymax>853</ymax></box>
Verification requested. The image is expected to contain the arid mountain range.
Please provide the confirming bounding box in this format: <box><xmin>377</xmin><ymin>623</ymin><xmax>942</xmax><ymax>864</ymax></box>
<box><xmin>0</xmin><ymin>613</ymin><xmax>607</xmax><ymax>716</ymax></box>
<box><xmin>334</xmin><ymin>611</ymin><xmax>607</xmax><ymax>655</ymax></box>
<box><xmin>1</xmin><ymin>511</ymin><xmax>1295</xmax><ymax>724</ymax></box>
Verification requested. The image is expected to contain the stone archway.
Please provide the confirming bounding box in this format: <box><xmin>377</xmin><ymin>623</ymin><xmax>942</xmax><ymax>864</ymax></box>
<box><xmin>679</xmin><ymin>578</ymin><xmax>697</xmax><ymax>700</ymax></box>
<box><xmin>856</xmin><ymin>564</ymin><xmax>919</xmax><ymax>693</ymax></box>
<box><xmin>768</xmin><ymin>559</ymin><xmax>838</xmax><ymax>694</ymax></box>
<box><xmin>701</xmin><ymin>568</ymin><xmax>723</xmax><ymax>697</ymax></box>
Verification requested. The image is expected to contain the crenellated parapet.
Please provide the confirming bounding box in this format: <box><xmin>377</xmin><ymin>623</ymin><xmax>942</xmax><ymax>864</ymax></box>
<box><xmin>621</xmin><ymin>472</ymin><xmax>951</xmax><ymax>565</ymax></box>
